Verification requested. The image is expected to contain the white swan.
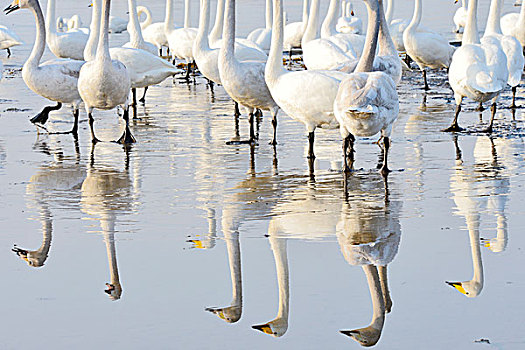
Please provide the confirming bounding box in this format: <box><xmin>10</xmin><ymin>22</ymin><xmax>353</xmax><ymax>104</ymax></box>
<box><xmin>454</xmin><ymin>0</ymin><xmax>468</xmax><ymax>33</ymax></box>
<box><xmin>66</xmin><ymin>14</ymin><xmax>89</xmax><ymax>34</ymax></box>
<box><xmin>78</xmin><ymin>0</ymin><xmax>133</xmax><ymax>144</ymax></box>
<box><xmin>403</xmin><ymin>0</ymin><xmax>455</xmax><ymax>90</ymax></box>
<box><xmin>219</xmin><ymin>0</ymin><xmax>279</xmax><ymax>145</ymax></box>
<box><xmin>142</xmin><ymin>0</ymin><xmax>173</xmax><ymax>56</ymax></box>
<box><xmin>444</xmin><ymin>0</ymin><xmax>508</xmax><ymax>132</ymax></box>
<box><xmin>501</xmin><ymin>0</ymin><xmax>525</xmax><ymax>47</ymax></box>
<box><xmin>5</xmin><ymin>0</ymin><xmax>83</xmax><ymax>135</ymax></box>
<box><xmin>45</xmin><ymin>0</ymin><xmax>88</xmax><ymax>60</ymax></box>
<box><xmin>483</xmin><ymin>0</ymin><xmax>524</xmax><ymax>108</ymax></box>
<box><xmin>385</xmin><ymin>0</ymin><xmax>410</xmax><ymax>53</ymax></box>
<box><xmin>246</xmin><ymin>0</ymin><xmax>272</xmax><ymax>53</ymax></box>
<box><xmin>122</xmin><ymin>0</ymin><xmax>157</xmax><ymax>55</ymax></box>
<box><xmin>321</xmin><ymin>0</ymin><xmax>365</xmax><ymax>57</ymax></box>
<box><xmin>283</xmin><ymin>0</ymin><xmax>309</xmax><ymax>50</ymax></box>
<box><xmin>136</xmin><ymin>6</ymin><xmax>150</xmax><ymax>30</ymax></box>
<box><xmin>337</xmin><ymin>1</ymin><xmax>362</xmax><ymax>34</ymax></box>
<box><xmin>0</xmin><ymin>24</ymin><xmax>23</xmax><ymax>57</ymax></box>
<box><xmin>109</xmin><ymin>13</ymin><xmax>128</xmax><ymax>33</ymax></box>
<box><xmin>334</xmin><ymin>0</ymin><xmax>399</xmax><ymax>175</ymax></box>
<box><xmin>266</xmin><ymin>0</ymin><xmax>347</xmax><ymax>162</ymax></box>
<box><xmin>166</xmin><ymin>0</ymin><xmax>198</xmax><ymax>79</ymax></box>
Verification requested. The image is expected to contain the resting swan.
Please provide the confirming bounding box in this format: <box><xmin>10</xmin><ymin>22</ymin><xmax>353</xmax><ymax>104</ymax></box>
<box><xmin>444</xmin><ymin>0</ymin><xmax>508</xmax><ymax>132</ymax></box>
<box><xmin>334</xmin><ymin>0</ymin><xmax>399</xmax><ymax>175</ymax></box>
<box><xmin>5</xmin><ymin>0</ymin><xmax>83</xmax><ymax>135</ymax></box>
<box><xmin>78</xmin><ymin>0</ymin><xmax>134</xmax><ymax>144</ymax></box>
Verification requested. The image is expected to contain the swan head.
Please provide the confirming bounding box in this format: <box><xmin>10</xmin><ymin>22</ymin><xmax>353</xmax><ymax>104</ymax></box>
<box><xmin>205</xmin><ymin>305</ymin><xmax>242</xmax><ymax>323</ymax></box>
<box><xmin>481</xmin><ymin>236</ymin><xmax>507</xmax><ymax>253</ymax></box>
<box><xmin>12</xmin><ymin>245</ymin><xmax>47</xmax><ymax>268</ymax></box>
<box><xmin>252</xmin><ymin>319</ymin><xmax>288</xmax><ymax>338</ymax></box>
<box><xmin>340</xmin><ymin>325</ymin><xmax>383</xmax><ymax>347</ymax></box>
<box><xmin>105</xmin><ymin>282</ymin><xmax>122</xmax><ymax>301</ymax></box>
<box><xmin>445</xmin><ymin>281</ymin><xmax>482</xmax><ymax>298</ymax></box>
<box><xmin>4</xmin><ymin>0</ymin><xmax>22</xmax><ymax>14</ymax></box>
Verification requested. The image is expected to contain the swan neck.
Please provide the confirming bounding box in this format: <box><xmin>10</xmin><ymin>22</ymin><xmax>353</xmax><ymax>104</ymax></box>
<box><xmin>302</xmin><ymin>0</ymin><xmax>309</xmax><ymax>23</ymax></box>
<box><xmin>225</xmin><ymin>231</ymin><xmax>242</xmax><ymax>305</ymax></box>
<box><xmin>466</xmin><ymin>214</ymin><xmax>484</xmax><ymax>287</ymax></box>
<box><xmin>37</xmin><ymin>214</ymin><xmax>53</xmax><ymax>260</ymax></box>
<box><xmin>485</xmin><ymin>0</ymin><xmax>502</xmax><ymax>36</ymax></box>
<box><xmin>301</xmin><ymin>0</ymin><xmax>320</xmax><ymax>45</ymax></box>
<box><xmin>85</xmin><ymin>0</ymin><xmax>102</xmax><ymax>61</ymax></box>
<box><xmin>165</xmin><ymin>0</ymin><xmax>176</xmax><ymax>33</ymax></box>
<box><xmin>385</xmin><ymin>0</ymin><xmax>394</xmax><ymax>23</ymax></box>
<box><xmin>45</xmin><ymin>0</ymin><xmax>56</xmax><ymax>35</ymax></box>
<box><xmin>378</xmin><ymin>0</ymin><xmax>397</xmax><ymax>56</ymax></box>
<box><xmin>362</xmin><ymin>265</ymin><xmax>386</xmax><ymax>331</ymax></box>
<box><xmin>496</xmin><ymin>214</ymin><xmax>508</xmax><ymax>249</ymax></box>
<box><xmin>267</xmin><ymin>0</ymin><xmax>286</xmax><ymax>84</ymax></box>
<box><xmin>184</xmin><ymin>0</ymin><xmax>191</xmax><ymax>28</ymax></box>
<box><xmin>96</xmin><ymin>0</ymin><xmax>111</xmax><ymax>61</ymax></box>
<box><xmin>127</xmin><ymin>0</ymin><xmax>146</xmax><ymax>48</ymax></box>
<box><xmin>269</xmin><ymin>237</ymin><xmax>290</xmax><ymax>319</ymax></box>
<box><xmin>221</xmin><ymin>0</ymin><xmax>236</xmax><ymax>62</ymax></box>
<box><xmin>196</xmin><ymin>0</ymin><xmax>211</xmax><ymax>52</ymax></box>
<box><xmin>355</xmin><ymin>0</ymin><xmax>380</xmax><ymax>73</ymax></box>
<box><xmin>407</xmin><ymin>0</ymin><xmax>422</xmax><ymax>31</ymax></box>
<box><xmin>209</xmin><ymin>0</ymin><xmax>225</xmax><ymax>44</ymax></box>
<box><xmin>463</xmin><ymin>0</ymin><xmax>479</xmax><ymax>44</ymax></box>
<box><xmin>266</xmin><ymin>0</ymin><xmax>273</xmax><ymax>29</ymax></box>
<box><xmin>321</xmin><ymin>0</ymin><xmax>339</xmax><ymax>38</ymax></box>
<box><xmin>27</xmin><ymin>1</ymin><xmax>46</xmax><ymax>68</ymax></box>
<box><xmin>103</xmin><ymin>225</ymin><xmax>120</xmax><ymax>287</ymax></box>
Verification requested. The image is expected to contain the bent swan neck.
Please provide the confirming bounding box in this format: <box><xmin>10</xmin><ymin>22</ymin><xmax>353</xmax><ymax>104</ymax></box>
<box><xmin>27</xmin><ymin>1</ymin><xmax>46</xmax><ymax>68</ymax></box>
<box><xmin>406</xmin><ymin>0</ymin><xmax>422</xmax><ymax>32</ymax></box>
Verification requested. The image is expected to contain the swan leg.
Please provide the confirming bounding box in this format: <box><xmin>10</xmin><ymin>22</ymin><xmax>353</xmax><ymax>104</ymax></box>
<box><xmin>511</xmin><ymin>86</ymin><xmax>517</xmax><ymax>109</ymax></box>
<box><xmin>48</xmin><ymin>108</ymin><xmax>78</xmax><ymax>135</ymax></box>
<box><xmin>404</xmin><ymin>54</ymin><xmax>412</xmax><ymax>68</ymax></box>
<box><xmin>30</xmin><ymin>102</ymin><xmax>62</xmax><ymax>125</ymax></box>
<box><xmin>453</xmin><ymin>135</ymin><xmax>462</xmax><ymax>162</ymax></box>
<box><xmin>476</xmin><ymin>102</ymin><xmax>485</xmax><ymax>112</ymax></box>
<box><xmin>132</xmin><ymin>88</ymin><xmax>137</xmax><ymax>107</ymax></box>
<box><xmin>225</xmin><ymin>112</ymin><xmax>256</xmax><ymax>145</ymax></box>
<box><xmin>249</xmin><ymin>112</ymin><xmax>256</xmax><ymax>143</ymax></box>
<box><xmin>442</xmin><ymin>103</ymin><xmax>464</xmax><ymax>132</ymax></box>
<box><xmin>343</xmin><ymin>133</ymin><xmax>355</xmax><ymax>173</ymax></box>
<box><xmin>482</xmin><ymin>102</ymin><xmax>497</xmax><ymax>133</ymax></box>
<box><xmin>139</xmin><ymin>87</ymin><xmax>148</xmax><ymax>104</ymax></box>
<box><xmin>116</xmin><ymin>107</ymin><xmax>136</xmax><ymax>144</ymax></box>
<box><xmin>88</xmin><ymin>112</ymin><xmax>101</xmax><ymax>144</ymax></box>
<box><xmin>422</xmin><ymin>69</ymin><xmax>429</xmax><ymax>91</ymax></box>
<box><xmin>380</xmin><ymin>136</ymin><xmax>391</xmax><ymax>176</ymax></box>
<box><xmin>269</xmin><ymin>108</ymin><xmax>278</xmax><ymax>146</ymax></box>
<box><xmin>307</xmin><ymin>131</ymin><xmax>315</xmax><ymax>160</ymax></box>
<box><xmin>234</xmin><ymin>101</ymin><xmax>241</xmax><ymax>117</ymax></box>
<box><xmin>7</xmin><ymin>48</ymin><xmax>11</xmax><ymax>58</ymax></box>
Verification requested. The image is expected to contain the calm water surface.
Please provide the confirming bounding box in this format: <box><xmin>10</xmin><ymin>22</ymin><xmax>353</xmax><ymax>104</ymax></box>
<box><xmin>1</xmin><ymin>0</ymin><xmax>525</xmax><ymax>349</ymax></box>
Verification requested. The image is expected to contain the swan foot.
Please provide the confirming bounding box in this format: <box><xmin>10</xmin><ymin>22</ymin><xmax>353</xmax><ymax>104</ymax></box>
<box><xmin>442</xmin><ymin>124</ymin><xmax>464</xmax><ymax>132</ymax></box>
<box><xmin>269</xmin><ymin>139</ymin><xmax>277</xmax><ymax>146</ymax></box>
<box><xmin>139</xmin><ymin>87</ymin><xmax>148</xmax><ymax>104</ymax></box>
<box><xmin>475</xmin><ymin>102</ymin><xmax>485</xmax><ymax>112</ymax></box>
<box><xmin>115</xmin><ymin>126</ymin><xmax>136</xmax><ymax>144</ymax></box>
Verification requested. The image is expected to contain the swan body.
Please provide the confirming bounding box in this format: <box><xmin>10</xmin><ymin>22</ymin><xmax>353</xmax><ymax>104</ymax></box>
<box><xmin>501</xmin><ymin>0</ymin><xmax>525</xmax><ymax>47</ymax></box>
<box><xmin>334</xmin><ymin>0</ymin><xmax>399</xmax><ymax>174</ymax></box>
<box><xmin>109</xmin><ymin>15</ymin><xmax>128</xmax><ymax>33</ymax></box>
<box><xmin>0</xmin><ymin>25</ymin><xmax>23</xmax><ymax>56</ymax></box>
<box><xmin>403</xmin><ymin>0</ymin><xmax>455</xmax><ymax>89</ymax></box>
<box><xmin>337</xmin><ymin>1</ymin><xmax>362</xmax><ymax>34</ymax></box>
<box><xmin>454</xmin><ymin>0</ymin><xmax>468</xmax><ymax>33</ymax></box>
<box><xmin>142</xmin><ymin>0</ymin><xmax>173</xmax><ymax>55</ymax></box>
<box><xmin>78</xmin><ymin>0</ymin><xmax>133</xmax><ymax>144</ymax></box>
<box><xmin>45</xmin><ymin>0</ymin><xmax>88</xmax><ymax>60</ymax></box>
<box><xmin>321</xmin><ymin>0</ymin><xmax>366</xmax><ymax>56</ymax></box>
<box><xmin>66</xmin><ymin>15</ymin><xmax>89</xmax><ymax>34</ymax></box>
<box><xmin>283</xmin><ymin>0</ymin><xmax>308</xmax><ymax>49</ymax></box>
<box><xmin>166</xmin><ymin>0</ymin><xmax>197</xmax><ymax>64</ymax></box>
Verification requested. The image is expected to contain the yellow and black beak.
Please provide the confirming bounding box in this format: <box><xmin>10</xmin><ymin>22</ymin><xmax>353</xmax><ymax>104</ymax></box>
<box><xmin>446</xmin><ymin>281</ymin><xmax>467</xmax><ymax>295</ymax></box>
<box><xmin>252</xmin><ymin>324</ymin><xmax>273</xmax><ymax>335</ymax></box>
<box><xmin>351</xmin><ymin>10</ymin><xmax>355</xmax><ymax>16</ymax></box>
<box><xmin>4</xmin><ymin>1</ymin><xmax>20</xmax><ymax>15</ymax></box>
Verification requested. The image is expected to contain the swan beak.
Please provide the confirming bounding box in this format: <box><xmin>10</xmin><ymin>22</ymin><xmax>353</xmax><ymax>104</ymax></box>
<box><xmin>189</xmin><ymin>240</ymin><xmax>204</xmax><ymax>249</ymax></box>
<box><xmin>454</xmin><ymin>0</ymin><xmax>459</xmax><ymax>3</ymax></box>
<box><xmin>340</xmin><ymin>330</ymin><xmax>359</xmax><ymax>338</ymax></box>
<box><xmin>446</xmin><ymin>281</ymin><xmax>467</xmax><ymax>295</ymax></box>
<box><xmin>88</xmin><ymin>3</ymin><xmax>93</xmax><ymax>8</ymax></box>
<box><xmin>252</xmin><ymin>324</ymin><xmax>273</xmax><ymax>335</ymax></box>
<box><xmin>4</xmin><ymin>1</ymin><xmax>20</xmax><ymax>15</ymax></box>
<box><xmin>351</xmin><ymin>10</ymin><xmax>355</xmax><ymax>16</ymax></box>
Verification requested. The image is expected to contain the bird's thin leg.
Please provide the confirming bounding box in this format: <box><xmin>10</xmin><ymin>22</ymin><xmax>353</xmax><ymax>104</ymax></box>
<box><xmin>380</xmin><ymin>136</ymin><xmax>391</xmax><ymax>176</ymax></box>
<box><xmin>270</xmin><ymin>109</ymin><xmax>278</xmax><ymax>146</ymax></box>
<box><xmin>70</xmin><ymin>108</ymin><xmax>79</xmax><ymax>135</ymax></box>
<box><xmin>476</xmin><ymin>101</ymin><xmax>485</xmax><ymax>111</ymax></box>
<box><xmin>343</xmin><ymin>133</ymin><xmax>355</xmax><ymax>173</ymax></box>
<box><xmin>511</xmin><ymin>86</ymin><xmax>517</xmax><ymax>109</ymax></box>
<box><xmin>423</xmin><ymin>69</ymin><xmax>430</xmax><ymax>91</ymax></box>
<box><xmin>307</xmin><ymin>131</ymin><xmax>315</xmax><ymax>160</ymax></box>
<box><xmin>483</xmin><ymin>102</ymin><xmax>497</xmax><ymax>133</ymax></box>
<box><xmin>249</xmin><ymin>112</ymin><xmax>255</xmax><ymax>143</ymax></box>
<box><xmin>89</xmin><ymin>112</ymin><xmax>100</xmax><ymax>144</ymax></box>
<box><xmin>139</xmin><ymin>87</ymin><xmax>148</xmax><ymax>104</ymax></box>
<box><xmin>159</xmin><ymin>47</ymin><xmax>163</xmax><ymax>57</ymax></box>
<box><xmin>442</xmin><ymin>103</ymin><xmax>464</xmax><ymax>132</ymax></box>
<box><xmin>7</xmin><ymin>48</ymin><xmax>11</xmax><ymax>58</ymax></box>
<box><xmin>234</xmin><ymin>101</ymin><xmax>241</xmax><ymax>117</ymax></box>
<box><xmin>132</xmin><ymin>88</ymin><xmax>137</xmax><ymax>107</ymax></box>
<box><xmin>116</xmin><ymin>107</ymin><xmax>137</xmax><ymax>144</ymax></box>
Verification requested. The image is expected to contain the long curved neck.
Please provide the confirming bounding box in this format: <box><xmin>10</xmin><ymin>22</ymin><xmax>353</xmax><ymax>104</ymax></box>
<box><xmin>484</xmin><ymin>0</ymin><xmax>502</xmax><ymax>36</ymax></box>
<box><xmin>321</xmin><ymin>0</ymin><xmax>339</xmax><ymax>38</ymax></box>
<box><xmin>406</xmin><ymin>0</ymin><xmax>422</xmax><ymax>32</ymax></box>
<box><xmin>466</xmin><ymin>214</ymin><xmax>484</xmax><ymax>289</ymax></box>
<box><xmin>221</xmin><ymin>0</ymin><xmax>236</xmax><ymax>63</ymax></box>
<box><xmin>378</xmin><ymin>0</ymin><xmax>397</xmax><ymax>56</ymax></box>
<box><xmin>385</xmin><ymin>0</ymin><xmax>393</xmax><ymax>23</ymax></box>
<box><xmin>265</xmin><ymin>0</ymin><xmax>273</xmax><ymax>29</ymax></box>
<box><xmin>45</xmin><ymin>0</ymin><xmax>57</xmax><ymax>36</ymax></box>
<box><xmin>209</xmin><ymin>0</ymin><xmax>225</xmax><ymax>44</ymax></box>
<box><xmin>137</xmin><ymin>6</ymin><xmax>152</xmax><ymax>28</ymax></box>
<box><xmin>27</xmin><ymin>1</ymin><xmax>46</xmax><ymax>68</ymax></box>
<box><xmin>266</xmin><ymin>0</ymin><xmax>286</xmax><ymax>84</ymax></box>
<box><xmin>362</xmin><ymin>265</ymin><xmax>386</xmax><ymax>332</ymax></box>
<box><xmin>302</xmin><ymin>0</ymin><xmax>309</xmax><ymax>23</ymax></box>
<box><xmin>165</xmin><ymin>0</ymin><xmax>177</xmax><ymax>33</ymax></box>
<box><xmin>225</xmin><ymin>230</ymin><xmax>242</xmax><ymax>307</ymax></box>
<box><xmin>102</xmin><ymin>219</ymin><xmax>121</xmax><ymax>293</ymax></box>
<box><xmin>301</xmin><ymin>0</ymin><xmax>320</xmax><ymax>45</ymax></box>
<box><xmin>463</xmin><ymin>0</ymin><xmax>479</xmax><ymax>45</ymax></box>
<box><xmin>85</xmin><ymin>0</ymin><xmax>102</xmax><ymax>61</ymax></box>
<box><xmin>196</xmin><ymin>0</ymin><xmax>211</xmax><ymax>53</ymax></box>
<box><xmin>37</xmin><ymin>213</ymin><xmax>53</xmax><ymax>263</ymax></box>
<box><xmin>355</xmin><ymin>0</ymin><xmax>380</xmax><ymax>73</ymax></box>
<box><xmin>270</xmin><ymin>237</ymin><xmax>290</xmax><ymax>321</ymax></box>
<box><xmin>127</xmin><ymin>0</ymin><xmax>146</xmax><ymax>48</ymax></box>
<box><xmin>184</xmin><ymin>0</ymin><xmax>191</xmax><ymax>28</ymax></box>
<box><xmin>96</xmin><ymin>0</ymin><xmax>111</xmax><ymax>62</ymax></box>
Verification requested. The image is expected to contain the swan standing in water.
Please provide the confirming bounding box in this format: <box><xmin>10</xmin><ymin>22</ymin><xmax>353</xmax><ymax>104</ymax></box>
<box><xmin>403</xmin><ymin>0</ymin><xmax>455</xmax><ymax>90</ymax></box>
<box><xmin>219</xmin><ymin>0</ymin><xmax>279</xmax><ymax>145</ymax></box>
<box><xmin>444</xmin><ymin>0</ymin><xmax>508</xmax><ymax>132</ymax></box>
<box><xmin>78</xmin><ymin>0</ymin><xmax>133</xmax><ymax>144</ymax></box>
<box><xmin>0</xmin><ymin>24</ymin><xmax>23</xmax><ymax>57</ymax></box>
<box><xmin>501</xmin><ymin>0</ymin><xmax>525</xmax><ymax>47</ymax></box>
<box><xmin>483</xmin><ymin>0</ymin><xmax>524</xmax><ymax>109</ymax></box>
<box><xmin>334</xmin><ymin>0</ymin><xmax>399</xmax><ymax>176</ymax></box>
<box><xmin>45</xmin><ymin>0</ymin><xmax>88</xmax><ymax>60</ymax></box>
<box><xmin>5</xmin><ymin>0</ymin><xmax>84</xmax><ymax>135</ymax></box>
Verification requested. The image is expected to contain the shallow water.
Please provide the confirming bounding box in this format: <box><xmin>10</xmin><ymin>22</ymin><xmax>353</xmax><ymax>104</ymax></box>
<box><xmin>1</xmin><ymin>0</ymin><xmax>525</xmax><ymax>349</ymax></box>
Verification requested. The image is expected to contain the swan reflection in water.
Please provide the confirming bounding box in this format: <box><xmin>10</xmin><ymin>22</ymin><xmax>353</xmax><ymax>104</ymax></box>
<box><xmin>80</xmin><ymin>147</ymin><xmax>135</xmax><ymax>300</ymax></box>
<box><xmin>337</xmin><ymin>173</ymin><xmax>401</xmax><ymax>347</ymax></box>
<box><xmin>446</xmin><ymin>136</ymin><xmax>510</xmax><ymax>298</ymax></box>
<box><xmin>13</xmin><ymin>140</ymin><xmax>86</xmax><ymax>267</ymax></box>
